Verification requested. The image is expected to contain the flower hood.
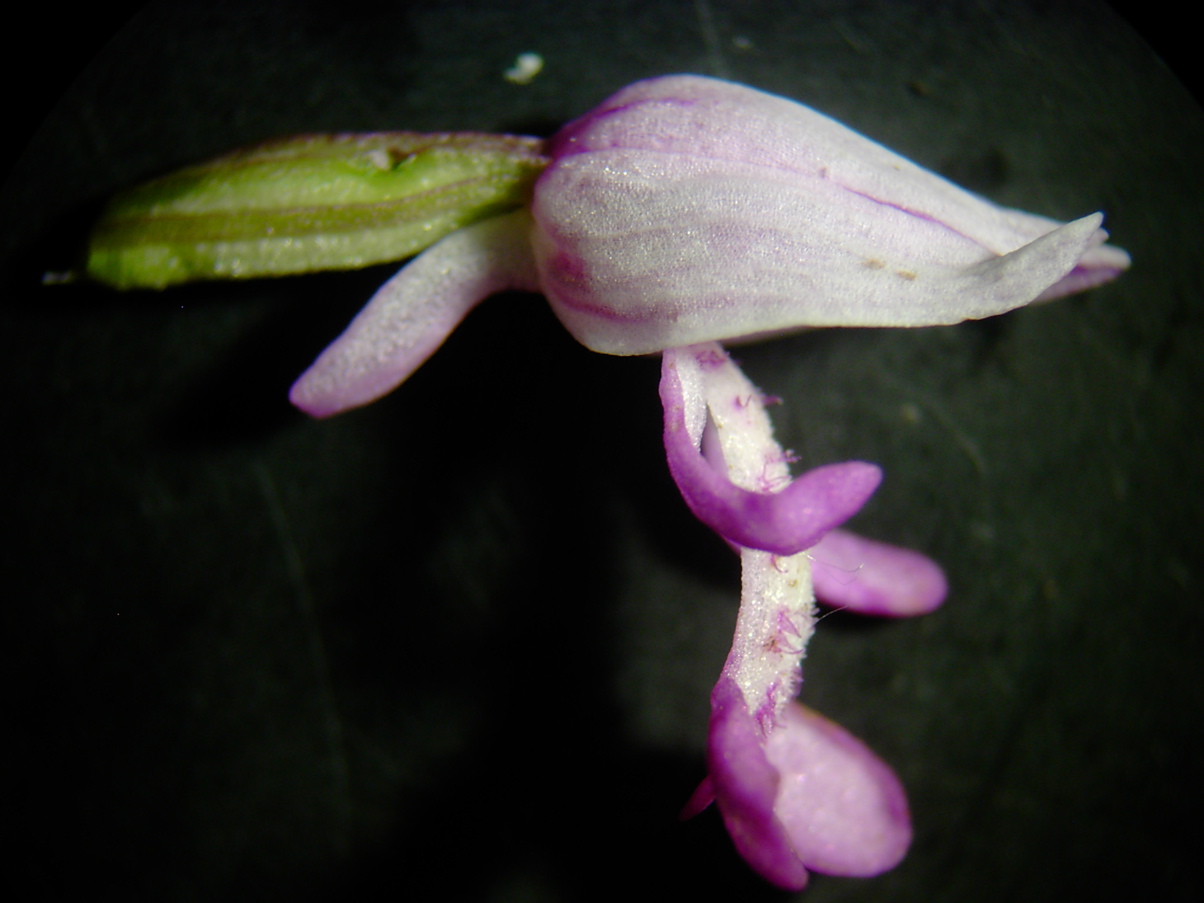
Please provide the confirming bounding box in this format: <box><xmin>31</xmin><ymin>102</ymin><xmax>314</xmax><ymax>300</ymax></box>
<box><xmin>531</xmin><ymin>74</ymin><xmax>1129</xmax><ymax>355</ymax></box>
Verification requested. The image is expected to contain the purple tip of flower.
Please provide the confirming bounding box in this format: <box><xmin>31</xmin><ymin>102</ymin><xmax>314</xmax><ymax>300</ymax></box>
<box><xmin>706</xmin><ymin>676</ymin><xmax>911</xmax><ymax>889</ymax></box>
<box><xmin>810</xmin><ymin>528</ymin><xmax>948</xmax><ymax>617</ymax></box>
<box><xmin>660</xmin><ymin>346</ymin><xmax>882</xmax><ymax>554</ymax></box>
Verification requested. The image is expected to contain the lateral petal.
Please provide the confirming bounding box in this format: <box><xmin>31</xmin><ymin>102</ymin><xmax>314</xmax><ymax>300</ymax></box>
<box><xmin>290</xmin><ymin>209</ymin><xmax>539</xmax><ymax>417</ymax></box>
<box><xmin>810</xmin><ymin>529</ymin><xmax>948</xmax><ymax>617</ymax></box>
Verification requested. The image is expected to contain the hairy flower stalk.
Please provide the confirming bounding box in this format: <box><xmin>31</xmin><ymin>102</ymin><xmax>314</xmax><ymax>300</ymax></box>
<box><xmin>84</xmin><ymin>74</ymin><xmax>1130</xmax><ymax>890</ymax></box>
<box><xmin>666</xmin><ymin>343</ymin><xmax>825</xmax><ymax>730</ymax></box>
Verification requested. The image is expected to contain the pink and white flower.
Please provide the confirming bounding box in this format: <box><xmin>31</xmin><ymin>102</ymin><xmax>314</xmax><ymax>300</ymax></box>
<box><xmin>287</xmin><ymin>74</ymin><xmax>1128</xmax><ymax>889</ymax></box>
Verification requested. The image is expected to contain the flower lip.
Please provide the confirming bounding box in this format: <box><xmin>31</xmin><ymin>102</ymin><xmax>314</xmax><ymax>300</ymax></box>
<box><xmin>763</xmin><ymin>698</ymin><xmax>912</xmax><ymax>878</ymax></box>
<box><xmin>705</xmin><ymin>676</ymin><xmax>912</xmax><ymax>889</ymax></box>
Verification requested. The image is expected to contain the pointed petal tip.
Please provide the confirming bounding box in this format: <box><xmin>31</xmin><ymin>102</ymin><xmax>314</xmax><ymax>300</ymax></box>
<box><xmin>1036</xmin><ymin>216</ymin><xmax>1131</xmax><ymax>301</ymax></box>
<box><xmin>679</xmin><ymin>777</ymin><xmax>716</xmax><ymax>821</ymax></box>
<box><xmin>957</xmin><ymin>212</ymin><xmax>1106</xmax><ymax>318</ymax></box>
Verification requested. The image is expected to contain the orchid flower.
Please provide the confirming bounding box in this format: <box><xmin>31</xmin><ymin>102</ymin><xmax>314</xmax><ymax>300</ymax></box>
<box><xmin>85</xmin><ymin>74</ymin><xmax>1129</xmax><ymax>890</ymax></box>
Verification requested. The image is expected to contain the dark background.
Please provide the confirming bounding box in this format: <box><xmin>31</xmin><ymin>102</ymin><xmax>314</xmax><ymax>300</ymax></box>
<box><xmin>4</xmin><ymin>2</ymin><xmax>1200</xmax><ymax>901</ymax></box>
